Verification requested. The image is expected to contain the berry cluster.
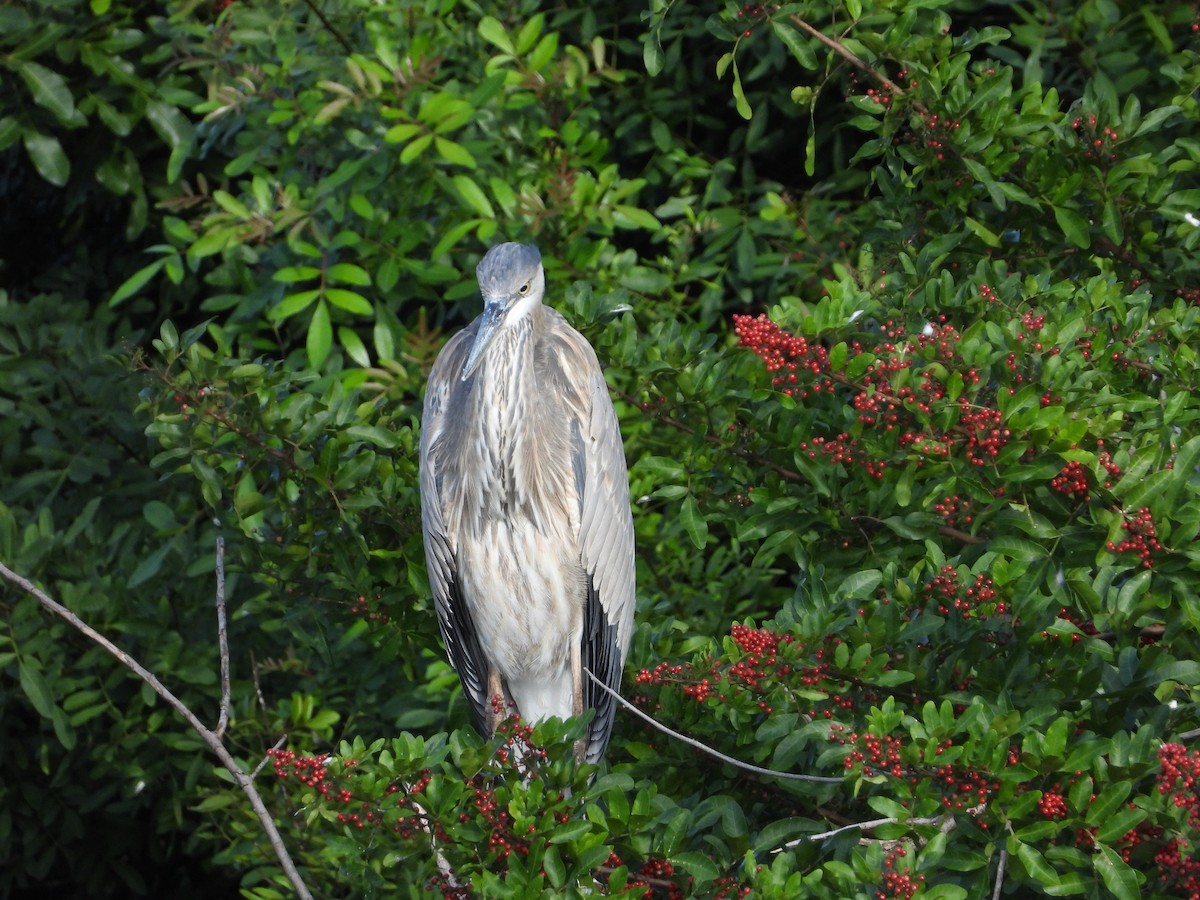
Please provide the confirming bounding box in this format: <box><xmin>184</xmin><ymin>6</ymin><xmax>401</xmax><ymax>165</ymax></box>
<box><xmin>841</xmin><ymin>731</ymin><xmax>906</xmax><ymax>778</ymax></box>
<box><xmin>1037</xmin><ymin>789</ymin><xmax>1069</xmax><ymax>819</ymax></box>
<box><xmin>928</xmin><ymin>764</ymin><xmax>997</xmax><ymax>813</ymax></box>
<box><xmin>932</xmin><ymin>494</ymin><xmax>973</xmax><ymax>528</ymax></box>
<box><xmin>267</xmin><ymin>748</ymin><xmax>343</xmax><ymax>802</ymax></box>
<box><xmin>1107</xmin><ymin>506</ymin><xmax>1162</xmax><ymax>569</ymax></box>
<box><xmin>732</xmin><ymin>310</ymin><xmax>1048</xmax><ymax>489</ymax></box>
<box><xmin>1158</xmin><ymin>743</ymin><xmax>1200</xmax><ymax>830</ymax></box>
<box><xmin>348</xmin><ymin>593</ymin><xmax>390</xmax><ymax>624</ymax></box>
<box><xmin>1050</xmin><ymin>461</ymin><xmax>1091</xmax><ymax>500</ymax></box>
<box><xmin>734</xmin><ymin>2</ymin><xmax>764</xmax><ymax>38</ymax></box>
<box><xmin>1071</xmin><ymin>112</ymin><xmax>1120</xmax><ymax>164</ymax></box>
<box><xmin>922</xmin><ymin>567</ymin><xmax>1008</xmax><ymax>621</ymax></box>
<box><xmin>877</xmin><ymin>847</ymin><xmax>924</xmax><ymax>899</ymax></box>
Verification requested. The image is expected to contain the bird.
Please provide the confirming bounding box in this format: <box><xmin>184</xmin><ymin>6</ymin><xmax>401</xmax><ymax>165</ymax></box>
<box><xmin>418</xmin><ymin>242</ymin><xmax>635</xmax><ymax>764</ymax></box>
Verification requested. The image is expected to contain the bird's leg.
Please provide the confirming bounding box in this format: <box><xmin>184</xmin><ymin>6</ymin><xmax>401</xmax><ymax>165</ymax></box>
<box><xmin>487</xmin><ymin>668</ymin><xmax>505</xmax><ymax>736</ymax></box>
<box><xmin>571</xmin><ymin>642</ymin><xmax>587</xmax><ymax>762</ymax></box>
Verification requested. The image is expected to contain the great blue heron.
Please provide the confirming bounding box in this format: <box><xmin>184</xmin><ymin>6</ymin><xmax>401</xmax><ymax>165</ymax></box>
<box><xmin>418</xmin><ymin>242</ymin><xmax>635</xmax><ymax>764</ymax></box>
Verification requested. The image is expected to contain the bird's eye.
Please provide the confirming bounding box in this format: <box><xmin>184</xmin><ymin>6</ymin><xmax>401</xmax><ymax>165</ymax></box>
<box><xmin>518</xmin><ymin>282</ymin><xmax>530</xmax><ymax>295</ymax></box>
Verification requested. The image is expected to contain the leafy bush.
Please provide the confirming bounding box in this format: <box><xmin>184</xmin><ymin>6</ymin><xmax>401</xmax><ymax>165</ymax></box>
<box><xmin>3</xmin><ymin>0</ymin><xmax>1200</xmax><ymax>897</ymax></box>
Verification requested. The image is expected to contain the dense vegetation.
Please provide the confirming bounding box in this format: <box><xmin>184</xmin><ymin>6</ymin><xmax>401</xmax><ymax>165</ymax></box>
<box><xmin>3</xmin><ymin>0</ymin><xmax>1200</xmax><ymax>896</ymax></box>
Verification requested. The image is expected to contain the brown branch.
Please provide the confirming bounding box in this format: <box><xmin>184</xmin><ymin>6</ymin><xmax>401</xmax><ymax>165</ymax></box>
<box><xmin>214</xmin><ymin>532</ymin><xmax>231</xmax><ymax>739</ymax></box>
<box><xmin>788</xmin><ymin>14</ymin><xmax>909</xmax><ymax>100</ymax></box>
<box><xmin>936</xmin><ymin>524</ymin><xmax>988</xmax><ymax>545</ymax></box>
<box><xmin>0</xmin><ymin>561</ymin><xmax>314</xmax><ymax>900</ymax></box>
<box><xmin>300</xmin><ymin>0</ymin><xmax>353</xmax><ymax>54</ymax></box>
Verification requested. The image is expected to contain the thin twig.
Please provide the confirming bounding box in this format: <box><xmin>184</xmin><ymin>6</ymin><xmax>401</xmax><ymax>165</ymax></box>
<box><xmin>405</xmin><ymin>789</ymin><xmax>465</xmax><ymax>891</ymax></box>
<box><xmin>0</xmin><ymin>561</ymin><xmax>314</xmax><ymax>900</ymax></box>
<box><xmin>215</xmin><ymin>532</ymin><xmax>231</xmax><ymax>739</ymax></box>
<box><xmin>992</xmin><ymin>847</ymin><xmax>1008</xmax><ymax>900</ymax></box>
<box><xmin>778</xmin><ymin>814</ymin><xmax>946</xmax><ymax>851</ymax></box>
<box><xmin>1178</xmin><ymin>726</ymin><xmax>1200</xmax><ymax>741</ymax></box>
<box><xmin>583</xmin><ymin>667</ymin><xmax>842</xmax><ymax>783</ymax></box>
<box><xmin>300</xmin><ymin>0</ymin><xmax>353</xmax><ymax>54</ymax></box>
<box><xmin>787</xmin><ymin>14</ymin><xmax>913</xmax><ymax>103</ymax></box>
<box><xmin>253</xmin><ymin>734</ymin><xmax>289</xmax><ymax>779</ymax></box>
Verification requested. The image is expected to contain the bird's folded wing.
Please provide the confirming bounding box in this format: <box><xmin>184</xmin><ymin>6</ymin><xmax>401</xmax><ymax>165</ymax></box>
<box><xmin>575</xmin><ymin>367</ymin><xmax>636</xmax><ymax>763</ymax></box>
<box><xmin>419</xmin><ymin>335</ymin><xmax>491</xmax><ymax>735</ymax></box>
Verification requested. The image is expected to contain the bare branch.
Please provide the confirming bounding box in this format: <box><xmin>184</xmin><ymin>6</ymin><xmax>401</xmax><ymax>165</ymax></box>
<box><xmin>0</xmin><ymin>561</ymin><xmax>314</xmax><ymax>900</ymax></box>
<box><xmin>253</xmin><ymin>734</ymin><xmax>289</xmax><ymax>779</ymax></box>
<box><xmin>583</xmin><ymin>667</ymin><xmax>842</xmax><ymax>783</ymax></box>
<box><xmin>214</xmin><ymin>532</ymin><xmax>231</xmax><ymax>739</ymax></box>
<box><xmin>787</xmin><ymin>14</ymin><xmax>912</xmax><ymax>103</ymax></box>
<box><xmin>992</xmin><ymin>847</ymin><xmax>1008</xmax><ymax>900</ymax></box>
<box><xmin>779</xmin><ymin>814</ymin><xmax>947</xmax><ymax>851</ymax></box>
<box><xmin>405</xmin><ymin>789</ymin><xmax>465</xmax><ymax>891</ymax></box>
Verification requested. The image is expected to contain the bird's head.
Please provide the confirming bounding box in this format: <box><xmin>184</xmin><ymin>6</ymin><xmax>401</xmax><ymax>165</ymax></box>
<box><xmin>461</xmin><ymin>242</ymin><xmax>545</xmax><ymax>381</ymax></box>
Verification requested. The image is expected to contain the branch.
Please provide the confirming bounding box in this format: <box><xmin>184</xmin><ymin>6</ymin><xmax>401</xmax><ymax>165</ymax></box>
<box><xmin>300</xmin><ymin>0</ymin><xmax>353</xmax><ymax>54</ymax></box>
<box><xmin>778</xmin><ymin>813</ymin><xmax>948</xmax><ymax>851</ymax></box>
<box><xmin>0</xmin><ymin>561</ymin><xmax>314</xmax><ymax>900</ymax></box>
<box><xmin>583</xmin><ymin>667</ymin><xmax>842</xmax><ymax>783</ymax></box>
<box><xmin>214</xmin><ymin>532</ymin><xmax>231</xmax><ymax>739</ymax></box>
<box><xmin>992</xmin><ymin>847</ymin><xmax>1008</xmax><ymax>900</ymax></box>
<box><xmin>787</xmin><ymin>14</ymin><xmax>915</xmax><ymax>105</ymax></box>
<box><xmin>253</xmin><ymin>734</ymin><xmax>289</xmax><ymax>779</ymax></box>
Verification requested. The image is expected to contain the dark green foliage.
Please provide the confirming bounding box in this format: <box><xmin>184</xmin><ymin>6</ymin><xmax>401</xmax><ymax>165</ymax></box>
<box><xmin>3</xmin><ymin>0</ymin><xmax>1200</xmax><ymax>897</ymax></box>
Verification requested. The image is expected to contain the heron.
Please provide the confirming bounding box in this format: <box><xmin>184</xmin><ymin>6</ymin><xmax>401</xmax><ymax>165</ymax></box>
<box><xmin>418</xmin><ymin>242</ymin><xmax>635</xmax><ymax>764</ymax></box>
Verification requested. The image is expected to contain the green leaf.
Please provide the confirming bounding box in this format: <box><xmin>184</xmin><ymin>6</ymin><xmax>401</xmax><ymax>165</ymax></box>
<box><xmin>274</xmin><ymin>266</ymin><xmax>321</xmax><ymax>284</ymax></box>
<box><xmin>1053</xmin><ymin>207</ymin><xmax>1091</xmax><ymax>249</ymax></box>
<box><xmin>399</xmin><ymin>133</ymin><xmax>433</xmax><ymax>164</ymax></box>
<box><xmin>434</xmin><ymin>137</ymin><xmax>476</xmax><ymax>168</ymax></box>
<box><xmin>109</xmin><ymin>258</ymin><xmax>166</xmax><ymax>306</ymax></box>
<box><xmin>270</xmin><ymin>290</ymin><xmax>320</xmax><ymax>321</ymax></box>
<box><xmin>478</xmin><ymin>16</ymin><xmax>515</xmax><ymax>54</ymax></box>
<box><xmin>680</xmin><ymin>495</ymin><xmax>709</xmax><ymax>549</ymax></box>
<box><xmin>24</xmin><ymin>130</ymin><xmax>70</xmax><ymax>186</ymax></box>
<box><xmin>547</xmin><ymin>819</ymin><xmax>591</xmax><ymax>844</ymax></box>
<box><xmin>327</xmin><ymin>262</ymin><xmax>371</xmax><ymax>286</ymax></box>
<box><xmin>644</xmin><ymin>29</ymin><xmax>664</xmax><ymax>76</ymax></box>
<box><xmin>143</xmin><ymin>500</ymin><xmax>179</xmax><ymax>530</ymax></box>
<box><xmin>1016</xmin><ymin>841</ymin><xmax>1057</xmax><ymax>884</ymax></box>
<box><xmin>730</xmin><ymin>59</ymin><xmax>753</xmax><ymax>120</ymax></box>
<box><xmin>19</xmin><ymin>663</ymin><xmax>56</xmax><ymax>719</ymax></box>
<box><xmin>1094</xmin><ymin>806</ymin><xmax>1145</xmax><ymax>845</ymax></box>
<box><xmin>612</xmin><ymin>205</ymin><xmax>660</xmax><ymax>231</ymax></box>
<box><xmin>716</xmin><ymin>52</ymin><xmax>734</xmax><ymax>80</ymax></box>
<box><xmin>452</xmin><ymin>175</ymin><xmax>495</xmax><ymax>218</ymax></box>
<box><xmin>383</xmin><ymin>122</ymin><xmax>423</xmax><ymax>144</ymax></box>
<box><xmin>145</xmin><ymin>100</ymin><xmax>193</xmax><ymax>182</ymax></box>
<box><xmin>1093</xmin><ymin>844</ymin><xmax>1139</xmax><ymax>900</ymax></box>
<box><xmin>771</xmin><ymin>21</ymin><xmax>817</xmax><ymax>69</ymax></box>
<box><xmin>307</xmin><ymin>300</ymin><xmax>333</xmax><ymax>369</ymax></box>
<box><xmin>964</xmin><ymin>216</ymin><xmax>1000</xmax><ymax>247</ymax></box>
<box><xmin>669</xmin><ymin>851</ymin><xmax>720</xmax><ymax>884</ymax></box>
<box><xmin>325</xmin><ymin>289</ymin><xmax>373</xmax><ymax>316</ymax></box>
<box><xmin>16</xmin><ymin>60</ymin><xmax>77</xmax><ymax>125</ymax></box>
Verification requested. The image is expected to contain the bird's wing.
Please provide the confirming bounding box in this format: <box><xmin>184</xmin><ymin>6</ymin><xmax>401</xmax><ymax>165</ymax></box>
<box><xmin>572</xmin><ymin>352</ymin><xmax>636</xmax><ymax>764</ymax></box>
<box><xmin>419</xmin><ymin>328</ymin><xmax>492</xmax><ymax>735</ymax></box>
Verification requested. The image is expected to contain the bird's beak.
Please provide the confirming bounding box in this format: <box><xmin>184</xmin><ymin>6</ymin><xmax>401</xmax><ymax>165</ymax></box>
<box><xmin>461</xmin><ymin>299</ymin><xmax>506</xmax><ymax>381</ymax></box>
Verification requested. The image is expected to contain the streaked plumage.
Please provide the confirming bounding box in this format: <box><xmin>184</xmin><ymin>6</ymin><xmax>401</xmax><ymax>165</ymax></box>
<box><xmin>418</xmin><ymin>242</ymin><xmax>635</xmax><ymax>764</ymax></box>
